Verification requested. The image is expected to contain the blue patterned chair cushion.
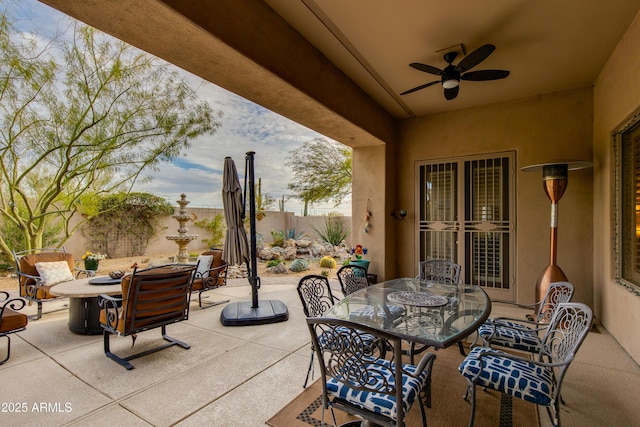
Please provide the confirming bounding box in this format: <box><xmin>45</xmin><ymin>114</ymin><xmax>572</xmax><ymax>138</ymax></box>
<box><xmin>478</xmin><ymin>321</ymin><xmax>541</xmax><ymax>353</ymax></box>
<box><xmin>327</xmin><ymin>358</ymin><xmax>428</xmax><ymax>420</ymax></box>
<box><xmin>349</xmin><ymin>304</ymin><xmax>406</xmax><ymax>322</ymax></box>
<box><xmin>458</xmin><ymin>347</ymin><xmax>555</xmax><ymax>406</ymax></box>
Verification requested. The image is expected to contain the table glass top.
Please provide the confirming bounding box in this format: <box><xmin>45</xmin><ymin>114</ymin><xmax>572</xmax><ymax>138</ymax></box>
<box><xmin>324</xmin><ymin>277</ymin><xmax>491</xmax><ymax>348</ymax></box>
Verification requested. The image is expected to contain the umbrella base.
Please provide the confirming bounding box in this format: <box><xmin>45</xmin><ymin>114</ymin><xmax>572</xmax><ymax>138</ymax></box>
<box><xmin>220</xmin><ymin>300</ymin><xmax>289</xmax><ymax>326</ymax></box>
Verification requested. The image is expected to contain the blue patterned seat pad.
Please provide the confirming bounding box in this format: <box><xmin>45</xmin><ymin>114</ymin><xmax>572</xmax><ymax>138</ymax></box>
<box><xmin>458</xmin><ymin>347</ymin><xmax>555</xmax><ymax>406</ymax></box>
<box><xmin>477</xmin><ymin>321</ymin><xmax>541</xmax><ymax>353</ymax></box>
<box><xmin>327</xmin><ymin>358</ymin><xmax>428</xmax><ymax>421</ymax></box>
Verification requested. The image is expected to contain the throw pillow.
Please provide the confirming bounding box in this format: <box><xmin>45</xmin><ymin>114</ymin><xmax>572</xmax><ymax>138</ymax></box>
<box><xmin>35</xmin><ymin>261</ymin><xmax>75</xmax><ymax>286</ymax></box>
<box><xmin>196</xmin><ymin>255</ymin><xmax>214</xmax><ymax>278</ymax></box>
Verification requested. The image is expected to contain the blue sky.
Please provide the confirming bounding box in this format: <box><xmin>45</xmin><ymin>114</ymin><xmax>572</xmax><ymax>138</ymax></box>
<box><xmin>9</xmin><ymin>0</ymin><xmax>351</xmax><ymax>215</ymax></box>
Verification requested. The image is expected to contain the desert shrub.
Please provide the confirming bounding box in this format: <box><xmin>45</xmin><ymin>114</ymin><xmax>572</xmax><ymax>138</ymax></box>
<box><xmin>267</xmin><ymin>259</ymin><xmax>282</xmax><ymax>268</ymax></box>
<box><xmin>321</xmin><ymin>270</ymin><xmax>329</xmax><ymax>277</ymax></box>
<box><xmin>319</xmin><ymin>256</ymin><xmax>337</xmax><ymax>269</ymax></box>
<box><xmin>289</xmin><ymin>258</ymin><xmax>309</xmax><ymax>272</ymax></box>
<box><xmin>312</xmin><ymin>212</ymin><xmax>350</xmax><ymax>246</ymax></box>
<box><xmin>285</xmin><ymin>228</ymin><xmax>303</xmax><ymax>240</ymax></box>
<box><xmin>271</xmin><ymin>230</ymin><xmax>285</xmax><ymax>247</ymax></box>
<box><xmin>194</xmin><ymin>214</ymin><xmax>226</xmax><ymax>248</ymax></box>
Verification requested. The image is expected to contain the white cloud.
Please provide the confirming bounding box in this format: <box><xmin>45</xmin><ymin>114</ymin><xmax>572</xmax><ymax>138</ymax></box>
<box><xmin>10</xmin><ymin>0</ymin><xmax>352</xmax><ymax>217</ymax></box>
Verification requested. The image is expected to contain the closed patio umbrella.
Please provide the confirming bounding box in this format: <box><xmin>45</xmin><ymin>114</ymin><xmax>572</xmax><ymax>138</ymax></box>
<box><xmin>220</xmin><ymin>152</ymin><xmax>288</xmax><ymax>326</ymax></box>
<box><xmin>222</xmin><ymin>157</ymin><xmax>250</xmax><ymax>268</ymax></box>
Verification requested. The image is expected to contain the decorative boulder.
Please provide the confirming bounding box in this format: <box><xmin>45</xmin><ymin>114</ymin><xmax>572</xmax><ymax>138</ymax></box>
<box><xmin>282</xmin><ymin>247</ymin><xmax>297</xmax><ymax>260</ymax></box>
<box><xmin>267</xmin><ymin>263</ymin><xmax>288</xmax><ymax>274</ymax></box>
<box><xmin>296</xmin><ymin>239</ymin><xmax>312</xmax><ymax>248</ymax></box>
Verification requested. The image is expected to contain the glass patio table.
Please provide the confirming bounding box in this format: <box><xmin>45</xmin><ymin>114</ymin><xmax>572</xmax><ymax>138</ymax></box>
<box><xmin>324</xmin><ymin>277</ymin><xmax>491</xmax><ymax>349</ymax></box>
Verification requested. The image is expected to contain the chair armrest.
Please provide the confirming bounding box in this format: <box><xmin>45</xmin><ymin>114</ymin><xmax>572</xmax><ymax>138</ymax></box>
<box><xmin>487</xmin><ymin>317</ymin><xmax>546</xmax><ymax>333</ymax></box>
<box><xmin>0</xmin><ymin>291</ymin><xmax>27</xmax><ymax>317</ymax></box>
<box><xmin>413</xmin><ymin>351</ymin><xmax>437</xmax><ymax>376</ymax></box>
<box><xmin>74</xmin><ymin>268</ymin><xmax>96</xmax><ymax>278</ymax></box>
<box><xmin>98</xmin><ymin>294</ymin><xmax>123</xmax><ymax>330</ymax></box>
<box><xmin>196</xmin><ymin>264</ymin><xmax>228</xmax><ymax>289</ymax></box>
<box><xmin>15</xmin><ymin>271</ymin><xmax>45</xmax><ymax>298</ymax></box>
<box><xmin>473</xmin><ymin>347</ymin><xmax>570</xmax><ymax>371</ymax></box>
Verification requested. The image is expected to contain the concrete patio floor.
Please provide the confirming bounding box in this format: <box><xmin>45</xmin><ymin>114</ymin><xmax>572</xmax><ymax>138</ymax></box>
<box><xmin>1</xmin><ymin>275</ymin><xmax>638</xmax><ymax>426</ymax></box>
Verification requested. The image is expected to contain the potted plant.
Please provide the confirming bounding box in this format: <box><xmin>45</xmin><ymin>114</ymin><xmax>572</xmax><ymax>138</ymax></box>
<box><xmin>82</xmin><ymin>251</ymin><xmax>107</xmax><ymax>271</ymax></box>
<box><xmin>349</xmin><ymin>244</ymin><xmax>369</xmax><ymax>272</ymax></box>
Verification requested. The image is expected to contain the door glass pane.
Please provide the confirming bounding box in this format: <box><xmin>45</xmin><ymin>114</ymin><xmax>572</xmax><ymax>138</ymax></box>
<box><xmin>464</xmin><ymin>158</ymin><xmax>511</xmax><ymax>290</ymax></box>
<box><xmin>418</xmin><ymin>163</ymin><xmax>457</xmax><ymax>261</ymax></box>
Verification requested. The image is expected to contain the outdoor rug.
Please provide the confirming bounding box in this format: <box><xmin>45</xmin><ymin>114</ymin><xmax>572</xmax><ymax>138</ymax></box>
<box><xmin>268</xmin><ymin>345</ymin><xmax>539</xmax><ymax>427</ymax></box>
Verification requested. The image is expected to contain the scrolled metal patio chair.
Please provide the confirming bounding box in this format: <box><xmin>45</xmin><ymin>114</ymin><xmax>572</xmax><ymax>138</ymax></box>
<box><xmin>190</xmin><ymin>249</ymin><xmax>229</xmax><ymax>308</ymax></box>
<box><xmin>459</xmin><ymin>302</ymin><xmax>592</xmax><ymax>427</ymax></box>
<box><xmin>413</xmin><ymin>259</ymin><xmax>465</xmax><ymax>357</ymax></box>
<box><xmin>307</xmin><ymin>317</ymin><xmax>436</xmax><ymax>427</ymax></box>
<box><xmin>98</xmin><ymin>263</ymin><xmax>197</xmax><ymax>370</ymax></box>
<box><xmin>416</xmin><ymin>259</ymin><xmax>461</xmax><ymax>284</ymax></box>
<box><xmin>336</xmin><ymin>264</ymin><xmax>370</xmax><ymax>296</ymax></box>
<box><xmin>13</xmin><ymin>247</ymin><xmax>95</xmax><ymax>320</ymax></box>
<box><xmin>297</xmin><ymin>274</ymin><xmax>383</xmax><ymax>388</ymax></box>
<box><xmin>0</xmin><ymin>291</ymin><xmax>28</xmax><ymax>365</ymax></box>
<box><xmin>477</xmin><ymin>281</ymin><xmax>574</xmax><ymax>356</ymax></box>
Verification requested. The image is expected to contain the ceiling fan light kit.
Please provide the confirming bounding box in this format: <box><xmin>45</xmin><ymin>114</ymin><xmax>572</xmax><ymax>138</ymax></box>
<box><xmin>401</xmin><ymin>43</ymin><xmax>509</xmax><ymax>100</ymax></box>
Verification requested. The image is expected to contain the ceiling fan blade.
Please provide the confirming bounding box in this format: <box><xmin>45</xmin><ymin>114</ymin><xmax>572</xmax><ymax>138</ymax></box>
<box><xmin>400</xmin><ymin>80</ymin><xmax>440</xmax><ymax>95</ymax></box>
<box><xmin>457</xmin><ymin>44</ymin><xmax>495</xmax><ymax>72</ymax></box>
<box><xmin>461</xmin><ymin>69</ymin><xmax>510</xmax><ymax>81</ymax></box>
<box><xmin>409</xmin><ymin>62</ymin><xmax>443</xmax><ymax>76</ymax></box>
<box><xmin>444</xmin><ymin>86</ymin><xmax>459</xmax><ymax>100</ymax></box>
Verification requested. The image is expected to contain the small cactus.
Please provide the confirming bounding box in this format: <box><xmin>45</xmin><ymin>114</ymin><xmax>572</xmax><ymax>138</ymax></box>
<box><xmin>319</xmin><ymin>256</ymin><xmax>337</xmax><ymax>269</ymax></box>
<box><xmin>289</xmin><ymin>258</ymin><xmax>310</xmax><ymax>272</ymax></box>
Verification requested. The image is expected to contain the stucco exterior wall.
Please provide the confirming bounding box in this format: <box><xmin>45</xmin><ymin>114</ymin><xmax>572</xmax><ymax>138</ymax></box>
<box><xmin>593</xmin><ymin>11</ymin><xmax>640</xmax><ymax>362</ymax></box>
<box><xmin>396</xmin><ymin>88</ymin><xmax>593</xmax><ymax>305</ymax></box>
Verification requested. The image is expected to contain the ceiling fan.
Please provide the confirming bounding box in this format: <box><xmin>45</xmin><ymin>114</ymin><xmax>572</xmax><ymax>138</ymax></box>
<box><xmin>400</xmin><ymin>44</ymin><xmax>510</xmax><ymax>100</ymax></box>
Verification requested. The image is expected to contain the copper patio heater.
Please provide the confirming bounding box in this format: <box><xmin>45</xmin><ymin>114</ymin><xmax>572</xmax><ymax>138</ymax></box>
<box><xmin>521</xmin><ymin>161</ymin><xmax>592</xmax><ymax>307</ymax></box>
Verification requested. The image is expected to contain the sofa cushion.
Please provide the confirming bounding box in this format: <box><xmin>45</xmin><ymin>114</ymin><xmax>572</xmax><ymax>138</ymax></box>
<box><xmin>195</xmin><ymin>255</ymin><xmax>214</xmax><ymax>278</ymax></box>
<box><xmin>35</xmin><ymin>261</ymin><xmax>75</xmax><ymax>286</ymax></box>
<box><xmin>0</xmin><ymin>308</ymin><xmax>28</xmax><ymax>333</ymax></box>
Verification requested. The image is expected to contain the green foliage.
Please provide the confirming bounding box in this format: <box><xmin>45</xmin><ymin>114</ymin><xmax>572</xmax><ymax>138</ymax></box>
<box><xmin>321</xmin><ymin>270</ymin><xmax>329</xmax><ymax>277</ymax></box>
<box><xmin>312</xmin><ymin>212</ymin><xmax>351</xmax><ymax>246</ymax></box>
<box><xmin>84</xmin><ymin>192</ymin><xmax>173</xmax><ymax>257</ymax></box>
<box><xmin>285</xmin><ymin>228</ymin><xmax>303</xmax><ymax>240</ymax></box>
<box><xmin>266</xmin><ymin>259</ymin><xmax>282</xmax><ymax>268</ymax></box>
<box><xmin>319</xmin><ymin>256</ymin><xmax>337</xmax><ymax>269</ymax></box>
<box><xmin>289</xmin><ymin>258</ymin><xmax>309</xmax><ymax>272</ymax></box>
<box><xmin>285</xmin><ymin>138</ymin><xmax>352</xmax><ymax>212</ymax></box>
<box><xmin>271</xmin><ymin>230</ymin><xmax>285</xmax><ymax>247</ymax></box>
<box><xmin>0</xmin><ymin>7</ymin><xmax>221</xmax><ymax>261</ymax></box>
<box><xmin>194</xmin><ymin>214</ymin><xmax>226</xmax><ymax>248</ymax></box>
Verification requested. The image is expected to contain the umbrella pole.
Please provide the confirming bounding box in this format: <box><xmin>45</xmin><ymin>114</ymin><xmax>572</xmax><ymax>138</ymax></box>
<box><xmin>246</xmin><ymin>151</ymin><xmax>260</xmax><ymax>308</ymax></box>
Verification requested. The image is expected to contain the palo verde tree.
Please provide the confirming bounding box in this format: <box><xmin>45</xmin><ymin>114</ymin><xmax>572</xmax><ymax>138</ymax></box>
<box><xmin>0</xmin><ymin>9</ymin><xmax>221</xmax><ymax>261</ymax></box>
<box><xmin>285</xmin><ymin>138</ymin><xmax>352</xmax><ymax>215</ymax></box>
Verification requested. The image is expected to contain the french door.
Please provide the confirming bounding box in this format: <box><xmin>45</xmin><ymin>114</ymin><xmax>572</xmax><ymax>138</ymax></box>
<box><xmin>415</xmin><ymin>152</ymin><xmax>515</xmax><ymax>301</ymax></box>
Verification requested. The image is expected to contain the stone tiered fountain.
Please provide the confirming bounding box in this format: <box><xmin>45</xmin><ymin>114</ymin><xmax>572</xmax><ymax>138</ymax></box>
<box><xmin>166</xmin><ymin>193</ymin><xmax>199</xmax><ymax>263</ymax></box>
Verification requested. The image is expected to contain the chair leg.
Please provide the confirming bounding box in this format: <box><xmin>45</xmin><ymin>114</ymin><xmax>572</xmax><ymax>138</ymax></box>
<box><xmin>160</xmin><ymin>325</ymin><xmax>190</xmax><ymax>349</ymax></box>
<box><xmin>104</xmin><ymin>330</ymin><xmax>134</xmax><ymax>370</ymax></box>
<box><xmin>303</xmin><ymin>348</ymin><xmax>315</xmax><ymax>388</ymax></box>
<box><xmin>466</xmin><ymin>380</ymin><xmax>477</xmax><ymax>427</ymax></box>
<box><xmin>0</xmin><ymin>335</ymin><xmax>11</xmax><ymax>365</ymax></box>
<box><xmin>103</xmin><ymin>326</ymin><xmax>190</xmax><ymax>370</ymax></box>
<box><xmin>198</xmin><ymin>290</ymin><xmax>230</xmax><ymax>309</ymax></box>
